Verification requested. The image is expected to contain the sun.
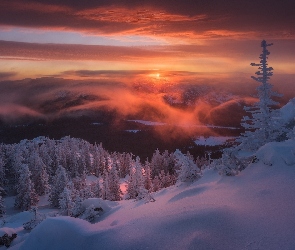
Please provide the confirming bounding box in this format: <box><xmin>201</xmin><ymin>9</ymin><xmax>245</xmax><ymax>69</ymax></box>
<box><xmin>148</xmin><ymin>72</ymin><xmax>161</xmax><ymax>79</ymax></box>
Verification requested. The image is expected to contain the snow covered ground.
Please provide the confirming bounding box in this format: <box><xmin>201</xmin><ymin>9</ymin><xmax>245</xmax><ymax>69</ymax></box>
<box><xmin>194</xmin><ymin>136</ymin><xmax>236</xmax><ymax>146</ymax></box>
<box><xmin>2</xmin><ymin>139</ymin><xmax>295</xmax><ymax>250</ymax></box>
<box><xmin>125</xmin><ymin>130</ymin><xmax>140</xmax><ymax>133</ymax></box>
<box><xmin>127</xmin><ymin>120</ymin><xmax>239</xmax><ymax>130</ymax></box>
<box><xmin>127</xmin><ymin>120</ymin><xmax>166</xmax><ymax>126</ymax></box>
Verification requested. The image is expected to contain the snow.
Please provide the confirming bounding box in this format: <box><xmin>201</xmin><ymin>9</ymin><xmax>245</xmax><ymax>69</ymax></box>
<box><xmin>4</xmin><ymin>139</ymin><xmax>295</xmax><ymax>250</ymax></box>
<box><xmin>195</xmin><ymin>136</ymin><xmax>236</xmax><ymax>146</ymax></box>
<box><xmin>81</xmin><ymin>198</ymin><xmax>111</xmax><ymax>214</ymax></box>
<box><xmin>125</xmin><ymin>130</ymin><xmax>140</xmax><ymax>133</ymax></box>
<box><xmin>127</xmin><ymin>120</ymin><xmax>166</xmax><ymax>126</ymax></box>
<box><xmin>85</xmin><ymin>175</ymin><xmax>98</xmax><ymax>185</ymax></box>
<box><xmin>127</xmin><ymin>119</ymin><xmax>238</xmax><ymax>130</ymax></box>
<box><xmin>280</xmin><ymin>97</ymin><xmax>295</xmax><ymax>122</ymax></box>
<box><xmin>255</xmin><ymin>139</ymin><xmax>295</xmax><ymax>166</ymax></box>
<box><xmin>0</xmin><ymin>227</ymin><xmax>16</xmax><ymax>237</ymax></box>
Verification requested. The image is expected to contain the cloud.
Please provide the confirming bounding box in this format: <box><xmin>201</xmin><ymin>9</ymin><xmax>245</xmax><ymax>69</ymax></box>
<box><xmin>0</xmin><ymin>104</ymin><xmax>44</xmax><ymax>122</ymax></box>
<box><xmin>61</xmin><ymin>70</ymin><xmax>158</xmax><ymax>78</ymax></box>
<box><xmin>0</xmin><ymin>40</ymin><xmax>173</xmax><ymax>61</ymax></box>
<box><xmin>0</xmin><ymin>74</ymin><xmax>293</xmax><ymax>140</ymax></box>
<box><xmin>1</xmin><ymin>1</ymin><xmax>295</xmax><ymax>40</ymax></box>
<box><xmin>0</xmin><ymin>71</ymin><xmax>17</xmax><ymax>79</ymax></box>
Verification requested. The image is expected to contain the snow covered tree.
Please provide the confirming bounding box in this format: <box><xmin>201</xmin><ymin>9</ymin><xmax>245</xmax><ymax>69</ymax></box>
<box><xmin>14</xmin><ymin>165</ymin><xmax>39</xmax><ymax>211</ymax></box>
<box><xmin>174</xmin><ymin>149</ymin><xmax>201</xmax><ymax>183</ymax></box>
<box><xmin>117</xmin><ymin>152</ymin><xmax>133</xmax><ymax>178</ymax></box>
<box><xmin>39</xmin><ymin>142</ymin><xmax>53</xmax><ymax>176</ymax></box>
<box><xmin>237</xmin><ymin>40</ymin><xmax>285</xmax><ymax>151</ymax></box>
<box><xmin>48</xmin><ymin>165</ymin><xmax>68</xmax><ymax>207</ymax></box>
<box><xmin>217</xmin><ymin>148</ymin><xmax>250</xmax><ymax>176</ymax></box>
<box><xmin>90</xmin><ymin>179</ymin><xmax>101</xmax><ymax>198</ymax></box>
<box><xmin>81</xmin><ymin>204</ymin><xmax>99</xmax><ymax>222</ymax></box>
<box><xmin>108</xmin><ymin>163</ymin><xmax>122</xmax><ymax>201</ymax></box>
<box><xmin>150</xmin><ymin>149</ymin><xmax>163</xmax><ymax>178</ymax></box>
<box><xmin>101</xmin><ymin>169</ymin><xmax>110</xmax><ymax>200</ymax></box>
<box><xmin>28</xmin><ymin>152</ymin><xmax>50</xmax><ymax>196</ymax></box>
<box><xmin>126</xmin><ymin>157</ymin><xmax>147</xmax><ymax>200</ymax></box>
<box><xmin>71</xmin><ymin>195</ymin><xmax>84</xmax><ymax>217</ymax></box>
<box><xmin>152</xmin><ymin>176</ymin><xmax>161</xmax><ymax>192</ymax></box>
<box><xmin>0</xmin><ymin>195</ymin><xmax>5</xmax><ymax>218</ymax></box>
<box><xmin>0</xmin><ymin>150</ymin><xmax>6</xmax><ymax>189</ymax></box>
<box><xmin>59</xmin><ymin>187</ymin><xmax>74</xmax><ymax>216</ymax></box>
<box><xmin>143</xmin><ymin>161</ymin><xmax>153</xmax><ymax>192</ymax></box>
<box><xmin>80</xmin><ymin>184</ymin><xmax>94</xmax><ymax>200</ymax></box>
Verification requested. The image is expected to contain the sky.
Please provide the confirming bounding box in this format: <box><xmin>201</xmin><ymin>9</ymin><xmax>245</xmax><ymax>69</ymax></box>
<box><xmin>0</xmin><ymin>0</ymin><xmax>295</xmax><ymax>126</ymax></box>
<box><xmin>0</xmin><ymin>0</ymin><xmax>295</xmax><ymax>80</ymax></box>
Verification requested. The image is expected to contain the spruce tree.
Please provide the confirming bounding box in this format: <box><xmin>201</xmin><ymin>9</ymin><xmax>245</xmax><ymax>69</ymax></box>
<box><xmin>15</xmin><ymin>165</ymin><xmax>39</xmax><ymax>211</ymax></box>
<box><xmin>49</xmin><ymin>165</ymin><xmax>68</xmax><ymax>207</ymax></box>
<box><xmin>143</xmin><ymin>161</ymin><xmax>153</xmax><ymax>192</ymax></box>
<box><xmin>237</xmin><ymin>40</ymin><xmax>284</xmax><ymax>151</ymax></box>
<box><xmin>126</xmin><ymin>157</ymin><xmax>147</xmax><ymax>200</ymax></box>
<box><xmin>29</xmin><ymin>152</ymin><xmax>50</xmax><ymax>196</ymax></box>
<box><xmin>108</xmin><ymin>163</ymin><xmax>122</xmax><ymax>201</ymax></box>
<box><xmin>0</xmin><ymin>195</ymin><xmax>5</xmax><ymax>218</ymax></box>
<box><xmin>101</xmin><ymin>169</ymin><xmax>110</xmax><ymax>200</ymax></box>
<box><xmin>59</xmin><ymin>187</ymin><xmax>74</xmax><ymax>216</ymax></box>
<box><xmin>174</xmin><ymin>149</ymin><xmax>201</xmax><ymax>183</ymax></box>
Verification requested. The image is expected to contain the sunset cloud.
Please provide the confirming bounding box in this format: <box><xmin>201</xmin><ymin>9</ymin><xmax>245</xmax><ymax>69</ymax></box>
<box><xmin>0</xmin><ymin>40</ymin><xmax>170</xmax><ymax>61</ymax></box>
<box><xmin>1</xmin><ymin>0</ymin><xmax>294</xmax><ymax>40</ymax></box>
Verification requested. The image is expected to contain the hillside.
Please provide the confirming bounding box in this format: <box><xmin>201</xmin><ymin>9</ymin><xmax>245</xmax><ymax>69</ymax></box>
<box><xmin>5</xmin><ymin>139</ymin><xmax>295</xmax><ymax>250</ymax></box>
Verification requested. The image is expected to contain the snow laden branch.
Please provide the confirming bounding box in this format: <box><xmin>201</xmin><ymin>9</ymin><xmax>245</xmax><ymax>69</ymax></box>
<box><xmin>237</xmin><ymin>40</ymin><xmax>285</xmax><ymax>152</ymax></box>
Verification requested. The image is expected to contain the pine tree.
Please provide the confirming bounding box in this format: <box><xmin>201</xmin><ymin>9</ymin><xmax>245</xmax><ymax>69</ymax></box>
<box><xmin>0</xmin><ymin>154</ymin><xmax>6</xmax><ymax>189</ymax></box>
<box><xmin>108</xmin><ymin>163</ymin><xmax>122</xmax><ymax>201</ymax></box>
<box><xmin>29</xmin><ymin>152</ymin><xmax>50</xmax><ymax>196</ymax></box>
<box><xmin>59</xmin><ymin>187</ymin><xmax>74</xmax><ymax>216</ymax></box>
<box><xmin>0</xmin><ymin>195</ymin><xmax>5</xmax><ymax>218</ymax></box>
<box><xmin>126</xmin><ymin>157</ymin><xmax>147</xmax><ymax>200</ymax></box>
<box><xmin>150</xmin><ymin>149</ymin><xmax>163</xmax><ymax>178</ymax></box>
<box><xmin>152</xmin><ymin>176</ymin><xmax>161</xmax><ymax>192</ymax></box>
<box><xmin>14</xmin><ymin>164</ymin><xmax>39</xmax><ymax>211</ymax></box>
<box><xmin>143</xmin><ymin>161</ymin><xmax>153</xmax><ymax>192</ymax></box>
<box><xmin>39</xmin><ymin>143</ymin><xmax>53</xmax><ymax>176</ymax></box>
<box><xmin>80</xmin><ymin>184</ymin><xmax>94</xmax><ymax>200</ymax></box>
<box><xmin>218</xmin><ymin>148</ymin><xmax>246</xmax><ymax>176</ymax></box>
<box><xmin>71</xmin><ymin>195</ymin><xmax>84</xmax><ymax>217</ymax></box>
<box><xmin>174</xmin><ymin>149</ymin><xmax>201</xmax><ymax>183</ymax></box>
<box><xmin>237</xmin><ymin>40</ymin><xmax>284</xmax><ymax>151</ymax></box>
<box><xmin>118</xmin><ymin>152</ymin><xmax>133</xmax><ymax>178</ymax></box>
<box><xmin>49</xmin><ymin>165</ymin><xmax>68</xmax><ymax>207</ymax></box>
<box><xmin>101</xmin><ymin>169</ymin><xmax>110</xmax><ymax>200</ymax></box>
<box><xmin>90</xmin><ymin>179</ymin><xmax>101</xmax><ymax>198</ymax></box>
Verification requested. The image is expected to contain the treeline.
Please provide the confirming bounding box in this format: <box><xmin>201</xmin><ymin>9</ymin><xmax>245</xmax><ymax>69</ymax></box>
<box><xmin>0</xmin><ymin>136</ymin><xmax>208</xmax><ymax>215</ymax></box>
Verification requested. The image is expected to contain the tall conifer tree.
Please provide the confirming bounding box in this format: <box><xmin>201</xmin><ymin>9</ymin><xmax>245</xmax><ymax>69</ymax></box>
<box><xmin>237</xmin><ymin>40</ymin><xmax>284</xmax><ymax>151</ymax></box>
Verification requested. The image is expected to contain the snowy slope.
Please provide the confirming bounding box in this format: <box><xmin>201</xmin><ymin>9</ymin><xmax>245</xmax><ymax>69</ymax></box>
<box><xmin>7</xmin><ymin>139</ymin><xmax>295</xmax><ymax>250</ymax></box>
<box><xmin>280</xmin><ymin>97</ymin><xmax>295</xmax><ymax>123</ymax></box>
